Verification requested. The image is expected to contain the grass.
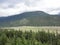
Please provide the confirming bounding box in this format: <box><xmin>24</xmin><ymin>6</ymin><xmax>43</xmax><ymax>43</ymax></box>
<box><xmin>1</xmin><ymin>26</ymin><xmax>60</xmax><ymax>33</ymax></box>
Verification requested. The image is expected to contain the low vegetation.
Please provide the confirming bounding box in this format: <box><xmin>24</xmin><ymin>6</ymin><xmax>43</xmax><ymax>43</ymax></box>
<box><xmin>0</xmin><ymin>29</ymin><xmax>60</xmax><ymax>45</ymax></box>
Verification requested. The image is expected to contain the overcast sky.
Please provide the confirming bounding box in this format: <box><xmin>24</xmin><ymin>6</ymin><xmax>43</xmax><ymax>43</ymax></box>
<box><xmin>0</xmin><ymin>0</ymin><xmax>60</xmax><ymax>17</ymax></box>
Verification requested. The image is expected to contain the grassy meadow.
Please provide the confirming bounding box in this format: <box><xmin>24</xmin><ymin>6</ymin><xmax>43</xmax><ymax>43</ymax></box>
<box><xmin>1</xmin><ymin>26</ymin><xmax>60</xmax><ymax>33</ymax></box>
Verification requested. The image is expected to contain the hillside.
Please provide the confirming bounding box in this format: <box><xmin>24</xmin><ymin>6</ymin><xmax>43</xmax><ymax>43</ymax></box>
<box><xmin>0</xmin><ymin>11</ymin><xmax>60</xmax><ymax>27</ymax></box>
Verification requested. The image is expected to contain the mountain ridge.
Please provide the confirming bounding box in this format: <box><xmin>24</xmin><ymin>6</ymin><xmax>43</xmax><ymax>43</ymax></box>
<box><xmin>0</xmin><ymin>11</ymin><xmax>49</xmax><ymax>22</ymax></box>
<box><xmin>0</xmin><ymin>11</ymin><xmax>60</xmax><ymax>27</ymax></box>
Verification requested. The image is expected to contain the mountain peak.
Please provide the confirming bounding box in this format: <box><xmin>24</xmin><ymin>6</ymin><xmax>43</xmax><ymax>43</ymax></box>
<box><xmin>0</xmin><ymin>11</ymin><xmax>60</xmax><ymax>27</ymax></box>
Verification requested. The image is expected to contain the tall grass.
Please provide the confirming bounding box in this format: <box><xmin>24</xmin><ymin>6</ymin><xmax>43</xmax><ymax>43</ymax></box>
<box><xmin>0</xmin><ymin>29</ymin><xmax>60</xmax><ymax>45</ymax></box>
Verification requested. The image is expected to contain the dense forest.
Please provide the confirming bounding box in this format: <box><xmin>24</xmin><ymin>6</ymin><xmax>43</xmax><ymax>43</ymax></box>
<box><xmin>0</xmin><ymin>29</ymin><xmax>60</xmax><ymax>45</ymax></box>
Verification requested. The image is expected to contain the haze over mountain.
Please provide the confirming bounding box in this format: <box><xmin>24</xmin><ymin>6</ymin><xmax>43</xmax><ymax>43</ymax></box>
<box><xmin>0</xmin><ymin>11</ymin><xmax>60</xmax><ymax>27</ymax></box>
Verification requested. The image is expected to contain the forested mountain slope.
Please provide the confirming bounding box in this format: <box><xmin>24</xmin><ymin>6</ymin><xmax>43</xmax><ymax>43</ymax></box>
<box><xmin>0</xmin><ymin>11</ymin><xmax>60</xmax><ymax>27</ymax></box>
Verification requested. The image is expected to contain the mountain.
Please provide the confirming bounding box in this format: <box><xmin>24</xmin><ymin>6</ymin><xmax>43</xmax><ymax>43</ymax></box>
<box><xmin>0</xmin><ymin>11</ymin><xmax>60</xmax><ymax>27</ymax></box>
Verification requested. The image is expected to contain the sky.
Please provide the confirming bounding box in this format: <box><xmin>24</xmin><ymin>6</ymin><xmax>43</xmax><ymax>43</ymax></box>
<box><xmin>0</xmin><ymin>0</ymin><xmax>60</xmax><ymax>17</ymax></box>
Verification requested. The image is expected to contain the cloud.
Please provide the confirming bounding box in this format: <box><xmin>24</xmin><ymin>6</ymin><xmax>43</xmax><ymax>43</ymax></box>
<box><xmin>0</xmin><ymin>3</ymin><xmax>28</xmax><ymax>17</ymax></box>
<box><xmin>0</xmin><ymin>0</ymin><xmax>60</xmax><ymax>17</ymax></box>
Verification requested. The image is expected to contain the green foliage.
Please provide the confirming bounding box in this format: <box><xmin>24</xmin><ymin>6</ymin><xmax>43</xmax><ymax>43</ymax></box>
<box><xmin>0</xmin><ymin>29</ymin><xmax>60</xmax><ymax>45</ymax></box>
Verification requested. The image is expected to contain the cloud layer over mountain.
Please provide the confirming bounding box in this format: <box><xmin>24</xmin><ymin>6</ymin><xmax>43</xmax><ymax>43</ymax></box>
<box><xmin>0</xmin><ymin>0</ymin><xmax>60</xmax><ymax>17</ymax></box>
